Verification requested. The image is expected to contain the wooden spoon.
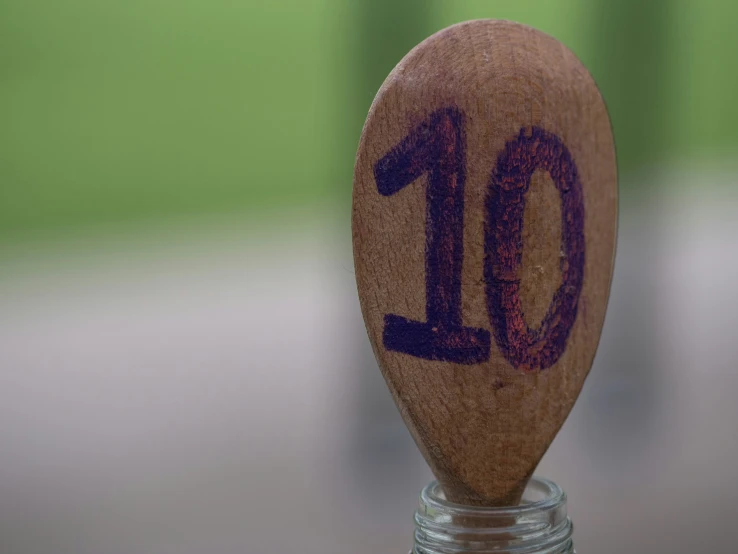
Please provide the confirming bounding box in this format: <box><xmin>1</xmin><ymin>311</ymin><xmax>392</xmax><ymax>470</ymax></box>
<box><xmin>352</xmin><ymin>20</ymin><xmax>617</xmax><ymax>506</ymax></box>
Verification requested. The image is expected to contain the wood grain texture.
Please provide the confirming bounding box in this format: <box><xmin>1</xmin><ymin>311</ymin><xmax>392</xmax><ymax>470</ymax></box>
<box><xmin>352</xmin><ymin>20</ymin><xmax>617</xmax><ymax>506</ymax></box>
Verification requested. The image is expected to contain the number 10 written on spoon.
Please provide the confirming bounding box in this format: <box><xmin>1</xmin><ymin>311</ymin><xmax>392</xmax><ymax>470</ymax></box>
<box><xmin>352</xmin><ymin>20</ymin><xmax>617</xmax><ymax>506</ymax></box>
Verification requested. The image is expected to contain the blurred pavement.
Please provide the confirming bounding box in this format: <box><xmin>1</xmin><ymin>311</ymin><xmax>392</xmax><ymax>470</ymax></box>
<box><xmin>0</xmin><ymin>176</ymin><xmax>737</xmax><ymax>553</ymax></box>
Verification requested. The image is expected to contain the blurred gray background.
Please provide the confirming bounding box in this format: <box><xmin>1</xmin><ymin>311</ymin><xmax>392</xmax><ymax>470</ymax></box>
<box><xmin>2</xmin><ymin>1</ymin><xmax>737</xmax><ymax>552</ymax></box>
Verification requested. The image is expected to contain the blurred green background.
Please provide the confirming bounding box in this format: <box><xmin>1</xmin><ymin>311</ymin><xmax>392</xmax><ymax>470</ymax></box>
<box><xmin>2</xmin><ymin>0</ymin><xmax>737</xmax><ymax>242</ymax></box>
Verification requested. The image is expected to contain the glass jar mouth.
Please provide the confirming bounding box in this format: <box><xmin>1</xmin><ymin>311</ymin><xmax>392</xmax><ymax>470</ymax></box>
<box><xmin>421</xmin><ymin>477</ymin><xmax>566</xmax><ymax>517</ymax></box>
<box><xmin>414</xmin><ymin>477</ymin><xmax>573</xmax><ymax>553</ymax></box>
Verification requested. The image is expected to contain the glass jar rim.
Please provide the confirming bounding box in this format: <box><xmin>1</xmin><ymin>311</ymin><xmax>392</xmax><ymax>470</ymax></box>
<box><xmin>414</xmin><ymin>477</ymin><xmax>573</xmax><ymax>553</ymax></box>
<box><xmin>420</xmin><ymin>476</ymin><xmax>566</xmax><ymax>517</ymax></box>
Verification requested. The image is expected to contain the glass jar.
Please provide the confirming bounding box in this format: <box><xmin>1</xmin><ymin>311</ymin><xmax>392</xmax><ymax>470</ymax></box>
<box><xmin>412</xmin><ymin>476</ymin><xmax>574</xmax><ymax>554</ymax></box>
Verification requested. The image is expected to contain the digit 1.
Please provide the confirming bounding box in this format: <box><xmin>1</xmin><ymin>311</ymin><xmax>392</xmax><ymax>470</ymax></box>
<box><xmin>485</xmin><ymin>127</ymin><xmax>585</xmax><ymax>371</ymax></box>
<box><xmin>374</xmin><ymin>107</ymin><xmax>490</xmax><ymax>364</ymax></box>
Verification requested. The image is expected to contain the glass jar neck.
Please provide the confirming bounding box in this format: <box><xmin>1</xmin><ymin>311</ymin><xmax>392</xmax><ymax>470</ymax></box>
<box><xmin>412</xmin><ymin>477</ymin><xmax>574</xmax><ymax>554</ymax></box>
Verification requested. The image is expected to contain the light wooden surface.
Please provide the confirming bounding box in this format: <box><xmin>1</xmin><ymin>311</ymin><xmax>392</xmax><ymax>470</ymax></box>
<box><xmin>352</xmin><ymin>20</ymin><xmax>617</xmax><ymax>505</ymax></box>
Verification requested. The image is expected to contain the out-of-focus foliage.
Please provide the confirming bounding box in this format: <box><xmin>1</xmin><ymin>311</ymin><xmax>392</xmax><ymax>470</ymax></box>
<box><xmin>0</xmin><ymin>1</ymin><xmax>336</xmax><ymax>237</ymax></box>
<box><xmin>2</xmin><ymin>0</ymin><xmax>737</xmax><ymax>240</ymax></box>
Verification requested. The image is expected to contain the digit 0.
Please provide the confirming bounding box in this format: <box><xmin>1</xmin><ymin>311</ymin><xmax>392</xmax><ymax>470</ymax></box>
<box><xmin>375</xmin><ymin>107</ymin><xmax>585</xmax><ymax>371</ymax></box>
<box><xmin>485</xmin><ymin>127</ymin><xmax>585</xmax><ymax>371</ymax></box>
